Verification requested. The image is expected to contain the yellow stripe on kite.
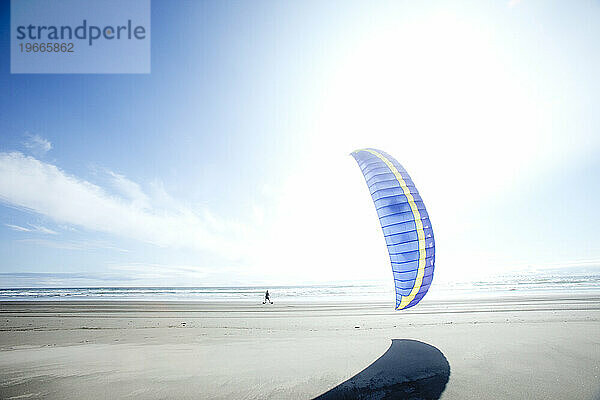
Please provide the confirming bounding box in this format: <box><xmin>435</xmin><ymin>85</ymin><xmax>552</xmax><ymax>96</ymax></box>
<box><xmin>359</xmin><ymin>149</ymin><xmax>426</xmax><ymax>310</ymax></box>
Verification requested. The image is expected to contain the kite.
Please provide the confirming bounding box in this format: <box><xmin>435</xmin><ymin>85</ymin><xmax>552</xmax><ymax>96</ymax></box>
<box><xmin>351</xmin><ymin>148</ymin><xmax>435</xmax><ymax>310</ymax></box>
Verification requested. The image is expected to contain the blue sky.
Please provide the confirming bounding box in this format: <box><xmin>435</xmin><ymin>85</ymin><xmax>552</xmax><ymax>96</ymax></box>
<box><xmin>0</xmin><ymin>0</ymin><xmax>599</xmax><ymax>288</ymax></box>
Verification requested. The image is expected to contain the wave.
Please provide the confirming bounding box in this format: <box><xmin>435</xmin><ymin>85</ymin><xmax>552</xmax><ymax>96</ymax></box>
<box><xmin>2</xmin><ymin>271</ymin><xmax>600</xmax><ymax>301</ymax></box>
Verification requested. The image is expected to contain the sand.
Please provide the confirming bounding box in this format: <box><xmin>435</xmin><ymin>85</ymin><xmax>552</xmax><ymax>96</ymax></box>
<box><xmin>1</xmin><ymin>294</ymin><xmax>599</xmax><ymax>399</ymax></box>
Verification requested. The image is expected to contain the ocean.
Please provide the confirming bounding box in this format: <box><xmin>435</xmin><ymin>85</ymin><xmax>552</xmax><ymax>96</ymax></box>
<box><xmin>1</xmin><ymin>270</ymin><xmax>600</xmax><ymax>302</ymax></box>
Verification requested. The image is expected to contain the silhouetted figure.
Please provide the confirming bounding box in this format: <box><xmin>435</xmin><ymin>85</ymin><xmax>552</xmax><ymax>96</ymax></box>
<box><xmin>263</xmin><ymin>290</ymin><xmax>273</xmax><ymax>304</ymax></box>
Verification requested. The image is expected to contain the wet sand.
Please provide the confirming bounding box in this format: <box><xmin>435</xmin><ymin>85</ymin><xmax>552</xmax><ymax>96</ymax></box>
<box><xmin>1</xmin><ymin>294</ymin><xmax>599</xmax><ymax>399</ymax></box>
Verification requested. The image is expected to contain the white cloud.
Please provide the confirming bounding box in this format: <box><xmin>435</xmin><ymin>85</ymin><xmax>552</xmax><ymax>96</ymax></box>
<box><xmin>0</xmin><ymin>152</ymin><xmax>250</xmax><ymax>259</ymax></box>
<box><xmin>23</xmin><ymin>133</ymin><xmax>52</xmax><ymax>155</ymax></box>
<box><xmin>108</xmin><ymin>263</ymin><xmax>212</xmax><ymax>281</ymax></box>
<box><xmin>5</xmin><ymin>223</ymin><xmax>31</xmax><ymax>232</ymax></box>
<box><xmin>0</xmin><ymin>263</ymin><xmax>243</xmax><ymax>287</ymax></box>
<box><xmin>29</xmin><ymin>224</ymin><xmax>58</xmax><ymax>235</ymax></box>
<box><xmin>16</xmin><ymin>238</ymin><xmax>127</xmax><ymax>252</ymax></box>
<box><xmin>0</xmin><ymin>151</ymin><xmax>391</xmax><ymax>285</ymax></box>
<box><xmin>0</xmin><ymin>272</ymin><xmax>132</xmax><ymax>288</ymax></box>
<box><xmin>5</xmin><ymin>223</ymin><xmax>57</xmax><ymax>234</ymax></box>
<box><xmin>106</xmin><ymin>170</ymin><xmax>151</xmax><ymax>209</ymax></box>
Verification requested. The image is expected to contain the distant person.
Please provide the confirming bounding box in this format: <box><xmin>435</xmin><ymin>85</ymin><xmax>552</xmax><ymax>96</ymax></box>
<box><xmin>263</xmin><ymin>290</ymin><xmax>273</xmax><ymax>304</ymax></box>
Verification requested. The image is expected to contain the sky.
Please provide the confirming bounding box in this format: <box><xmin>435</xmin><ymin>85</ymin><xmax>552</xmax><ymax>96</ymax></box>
<box><xmin>0</xmin><ymin>0</ymin><xmax>599</xmax><ymax>288</ymax></box>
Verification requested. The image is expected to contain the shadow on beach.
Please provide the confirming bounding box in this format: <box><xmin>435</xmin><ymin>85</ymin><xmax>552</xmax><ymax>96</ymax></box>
<box><xmin>314</xmin><ymin>339</ymin><xmax>450</xmax><ymax>400</ymax></box>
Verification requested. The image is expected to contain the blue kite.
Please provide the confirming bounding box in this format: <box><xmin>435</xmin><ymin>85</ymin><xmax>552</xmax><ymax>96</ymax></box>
<box><xmin>351</xmin><ymin>148</ymin><xmax>435</xmax><ymax>310</ymax></box>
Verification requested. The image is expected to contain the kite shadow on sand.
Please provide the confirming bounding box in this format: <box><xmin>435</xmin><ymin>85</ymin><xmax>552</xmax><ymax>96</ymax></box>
<box><xmin>314</xmin><ymin>339</ymin><xmax>450</xmax><ymax>400</ymax></box>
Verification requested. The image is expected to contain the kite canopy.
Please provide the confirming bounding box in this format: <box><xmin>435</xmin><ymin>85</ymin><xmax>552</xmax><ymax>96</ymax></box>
<box><xmin>351</xmin><ymin>149</ymin><xmax>435</xmax><ymax>310</ymax></box>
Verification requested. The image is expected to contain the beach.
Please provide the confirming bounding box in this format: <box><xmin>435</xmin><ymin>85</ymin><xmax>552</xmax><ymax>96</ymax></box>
<box><xmin>1</xmin><ymin>295</ymin><xmax>599</xmax><ymax>399</ymax></box>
